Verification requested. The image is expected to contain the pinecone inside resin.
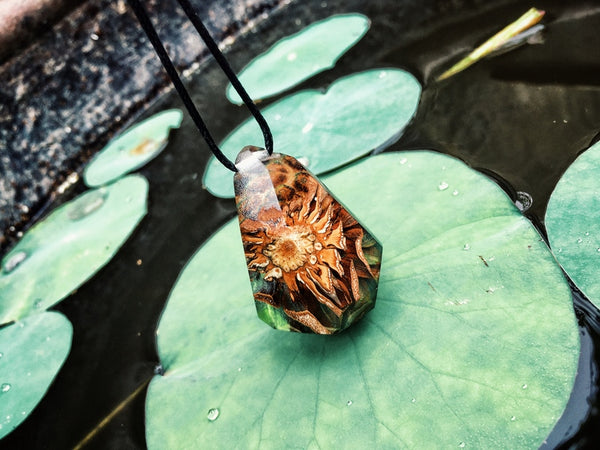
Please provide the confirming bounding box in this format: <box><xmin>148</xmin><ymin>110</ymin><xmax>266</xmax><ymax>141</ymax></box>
<box><xmin>234</xmin><ymin>146</ymin><xmax>382</xmax><ymax>334</ymax></box>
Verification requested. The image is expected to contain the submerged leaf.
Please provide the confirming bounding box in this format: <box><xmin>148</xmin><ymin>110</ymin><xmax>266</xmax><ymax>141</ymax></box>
<box><xmin>147</xmin><ymin>152</ymin><xmax>578</xmax><ymax>448</ymax></box>
<box><xmin>0</xmin><ymin>175</ymin><xmax>148</xmax><ymax>325</ymax></box>
<box><xmin>0</xmin><ymin>312</ymin><xmax>72</xmax><ymax>439</ymax></box>
<box><xmin>84</xmin><ymin>109</ymin><xmax>183</xmax><ymax>187</ymax></box>
<box><xmin>226</xmin><ymin>14</ymin><xmax>370</xmax><ymax>104</ymax></box>
<box><xmin>205</xmin><ymin>69</ymin><xmax>421</xmax><ymax>197</ymax></box>
<box><xmin>546</xmin><ymin>140</ymin><xmax>600</xmax><ymax>307</ymax></box>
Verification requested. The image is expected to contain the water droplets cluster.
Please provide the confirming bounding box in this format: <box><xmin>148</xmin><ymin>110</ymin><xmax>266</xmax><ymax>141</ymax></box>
<box><xmin>571</xmin><ymin>233</ymin><xmax>600</xmax><ymax>253</ymax></box>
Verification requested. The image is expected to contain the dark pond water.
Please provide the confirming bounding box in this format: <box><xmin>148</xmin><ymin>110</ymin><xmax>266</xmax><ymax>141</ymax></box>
<box><xmin>3</xmin><ymin>0</ymin><xmax>600</xmax><ymax>448</ymax></box>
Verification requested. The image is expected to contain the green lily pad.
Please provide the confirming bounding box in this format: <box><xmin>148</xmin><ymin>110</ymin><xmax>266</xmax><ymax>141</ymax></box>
<box><xmin>206</xmin><ymin>69</ymin><xmax>421</xmax><ymax>198</ymax></box>
<box><xmin>83</xmin><ymin>109</ymin><xmax>183</xmax><ymax>187</ymax></box>
<box><xmin>0</xmin><ymin>175</ymin><xmax>148</xmax><ymax>325</ymax></box>
<box><xmin>546</xmin><ymin>140</ymin><xmax>600</xmax><ymax>307</ymax></box>
<box><xmin>0</xmin><ymin>312</ymin><xmax>72</xmax><ymax>439</ymax></box>
<box><xmin>147</xmin><ymin>152</ymin><xmax>578</xmax><ymax>448</ymax></box>
<box><xmin>226</xmin><ymin>14</ymin><xmax>370</xmax><ymax>104</ymax></box>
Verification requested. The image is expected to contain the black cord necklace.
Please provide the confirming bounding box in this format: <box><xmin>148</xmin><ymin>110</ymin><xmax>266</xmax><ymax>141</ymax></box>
<box><xmin>127</xmin><ymin>0</ymin><xmax>272</xmax><ymax>172</ymax></box>
<box><xmin>127</xmin><ymin>0</ymin><xmax>382</xmax><ymax>335</ymax></box>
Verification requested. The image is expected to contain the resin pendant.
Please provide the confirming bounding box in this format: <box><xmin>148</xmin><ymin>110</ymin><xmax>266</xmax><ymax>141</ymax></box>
<box><xmin>234</xmin><ymin>146</ymin><xmax>382</xmax><ymax>335</ymax></box>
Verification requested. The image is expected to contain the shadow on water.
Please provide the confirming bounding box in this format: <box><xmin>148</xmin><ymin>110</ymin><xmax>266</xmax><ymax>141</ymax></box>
<box><xmin>3</xmin><ymin>0</ymin><xmax>600</xmax><ymax>448</ymax></box>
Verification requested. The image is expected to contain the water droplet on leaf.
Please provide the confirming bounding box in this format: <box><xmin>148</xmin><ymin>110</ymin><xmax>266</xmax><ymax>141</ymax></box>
<box><xmin>301</xmin><ymin>122</ymin><xmax>314</xmax><ymax>134</ymax></box>
<box><xmin>68</xmin><ymin>189</ymin><xmax>108</xmax><ymax>220</ymax></box>
<box><xmin>1</xmin><ymin>383</ymin><xmax>11</xmax><ymax>393</ymax></box>
<box><xmin>438</xmin><ymin>181</ymin><xmax>449</xmax><ymax>191</ymax></box>
<box><xmin>452</xmin><ymin>189</ymin><xmax>459</xmax><ymax>196</ymax></box>
<box><xmin>207</xmin><ymin>408</ymin><xmax>220</xmax><ymax>421</ymax></box>
<box><xmin>522</xmin><ymin>384</ymin><xmax>528</xmax><ymax>389</ymax></box>
<box><xmin>577</xmin><ymin>238</ymin><xmax>583</xmax><ymax>244</ymax></box>
<box><xmin>3</xmin><ymin>251</ymin><xmax>27</xmax><ymax>274</ymax></box>
<box><xmin>459</xmin><ymin>442</ymin><xmax>466</xmax><ymax>448</ymax></box>
<box><xmin>346</xmin><ymin>400</ymin><xmax>353</xmax><ymax>406</ymax></box>
<box><xmin>515</xmin><ymin>191</ymin><xmax>533</xmax><ymax>212</ymax></box>
<box><xmin>399</xmin><ymin>158</ymin><xmax>407</xmax><ymax>165</ymax></box>
<box><xmin>463</xmin><ymin>244</ymin><xmax>470</xmax><ymax>251</ymax></box>
<box><xmin>510</xmin><ymin>416</ymin><xmax>516</xmax><ymax>421</ymax></box>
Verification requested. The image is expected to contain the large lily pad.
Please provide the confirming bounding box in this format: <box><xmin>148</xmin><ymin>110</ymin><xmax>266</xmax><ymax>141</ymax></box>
<box><xmin>83</xmin><ymin>109</ymin><xmax>183</xmax><ymax>187</ymax></box>
<box><xmin>546</xmin><ymin>140</ymin><xmax>600</xmax><ymax>307</ymax></box>
<box><xmin>0</xmin><ymin>175</ymin><xmax>148</xmax><ymax>325</ymax></box>
<box><xmin>226</xmin><ymin>14</ymin><xmax>370</xmax><ymax>104</ymax></box>
<box><xmin>205</xmin><ymin>69</ymin><xmax>421</xmax><ymax>197</ymax></box>
<box><xmin>147</xmin><ymin>152</ymin><xmax>578</xmax><ymax>448</ymax></box>
<box><xmin>0</xmin><ymin>312</ymin><xmax>72</xmax><ymax>439</ymax></box>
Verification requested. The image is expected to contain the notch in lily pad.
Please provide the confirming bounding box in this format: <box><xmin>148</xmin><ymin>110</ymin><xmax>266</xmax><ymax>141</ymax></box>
<box><xmin>226</xmin><ymin>13</ymin><xmax>370</xmax><ymax>104</ymax></box>
<box><xmin>83</xmin><ymin>109</ymin><xmax>183</xmax><ymax>187</ymax></box>
<box><xmin>0</xmin><ymin>175</ymin><xmax>149</xmax><ymax>326</ymax></box>
<box><xmin>207</xmin><ymin>69</ymin><xmax>421</xmax><ymax>198</ymax></box>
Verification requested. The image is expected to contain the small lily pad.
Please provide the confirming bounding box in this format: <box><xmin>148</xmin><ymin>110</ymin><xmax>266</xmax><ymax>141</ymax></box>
<box><xmin>83</xmin><ymin>109</ymin><xmax>183</xmax><ymax>187</ymax></box>
<box><xmin>546</xmin><ymin>140</ymin><xmax>600</xmax><ymax>307</ymax></box>
<box><xmin>0</xmin><ymin>312</ymin><xmax>73</xmax><ymax>439</ymax></box>
<box><xmin>226</xmin><ymin>14</ymin><xmax>370</xmax><ymax>104</ymax></box>
<box><xmin>205</xmin><ymin>69</ymin><xmax>421</xmax><ymax>198</ymax></box>
<box><xmin>0</xmin><ymin>175</ymin><xmax>148</xmax><ymax>325</ymax></box>
<box><xmin>147</xmin><ymin>152</ymin><xmax>578</xmax><ymax>448</ymax></box>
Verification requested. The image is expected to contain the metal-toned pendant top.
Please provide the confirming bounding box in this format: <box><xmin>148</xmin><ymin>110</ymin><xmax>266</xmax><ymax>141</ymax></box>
<box><xmin>234</xmin><ymin>146</ymin><xmax>382</xmax><ymax>335</ymax></box>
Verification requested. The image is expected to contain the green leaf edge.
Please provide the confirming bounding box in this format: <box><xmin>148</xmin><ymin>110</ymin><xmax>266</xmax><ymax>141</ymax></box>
<box><xmin>0</xmin><ymin>175</ymin><xmax>149</xmax><ymax>325</ymax></box>
<box><xmin>546</xmin><ymin>140</ymin><xmax>600</xmax><ymax>307</ymax></box>
<box><xmin>83</xmin><ymin>109</ymin><xmax>183</xmax><ymax>187</ymax></box>
<box><xmin>205</xmin><ymin>68</ymin><xmax>422</xmax><ymax>198</ymax></box>
<box><xmin>226</xmin><ymin>13</ymin><xmax>371</xmax><ymax>104</ymax></box>
<box><xmin>0</xmin><ymin>311</ymin><xmax>73</xmax><ymax>440</ymax></box>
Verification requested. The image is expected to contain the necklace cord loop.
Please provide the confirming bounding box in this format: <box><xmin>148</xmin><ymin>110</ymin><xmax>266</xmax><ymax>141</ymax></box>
<box><xmin>126</xmin><ymin>0</ymin><xmax>274</xmax><ymax>172</ymax></box>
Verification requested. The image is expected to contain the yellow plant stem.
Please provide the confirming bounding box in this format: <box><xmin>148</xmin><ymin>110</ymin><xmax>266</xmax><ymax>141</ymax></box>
<box><xmin>437</xmin><ymin>7</ymin><xmax>545</xmax><ymax>81</ymax></box>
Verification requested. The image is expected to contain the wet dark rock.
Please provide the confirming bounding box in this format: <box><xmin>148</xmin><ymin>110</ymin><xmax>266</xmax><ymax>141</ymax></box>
<box><xmin>0</xmin><ymin>0</ymin><xmax>85</xmax><ymax>63</ymax></box>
